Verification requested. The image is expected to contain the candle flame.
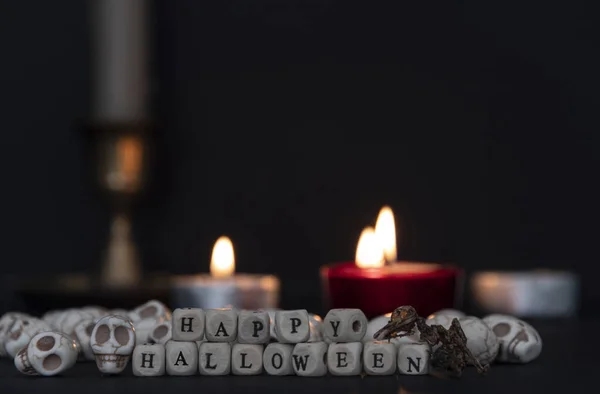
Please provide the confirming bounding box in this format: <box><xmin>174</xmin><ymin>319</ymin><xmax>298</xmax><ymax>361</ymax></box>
<box><xmin>375</xmin><ymin>205</ymin><xmax>397</xmax><ymax>264</ymax></box>
<box><xmin>355</xmin><ymin>227</ymin><xmax>385</xmax><ymax>268</ymax></box>
<box><xmin>210</xmin><ymin>236</ymin><xmax>235</xmax><ymax>278</ymax></box>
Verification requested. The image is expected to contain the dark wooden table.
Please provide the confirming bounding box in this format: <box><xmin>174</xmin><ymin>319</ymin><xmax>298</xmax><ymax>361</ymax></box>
<box><xmin>1</xmin><ymin>318</ymin><xmax>594</xmax><ymax>394</ymax></box>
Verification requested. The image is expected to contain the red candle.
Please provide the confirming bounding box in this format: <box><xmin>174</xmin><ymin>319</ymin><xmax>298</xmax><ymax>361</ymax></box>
<box><xmin>321</xmin><ymin>261</ymin><xmax>462</xmax><ymax>319</ymax></box>
<box><xmin>320</xmin><ymin>207</ymin><xmax>463</xmax><ymax>319</ymax></box>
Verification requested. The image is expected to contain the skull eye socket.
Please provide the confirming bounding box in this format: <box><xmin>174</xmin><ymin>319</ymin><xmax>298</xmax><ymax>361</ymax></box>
<box><xmin>493</xmin><ymin>322</ymin><xmax>511</xmax><ymax>337</ymax></box>
<box><xmin>153</xmin><ymin>325</ymin><xmax>168</xmax><ymax>339</ymax></box>
<box><xmin>85</xmin><ymin>323</ymin><xmax>95</xmax><ymax>337</ymax></box>
<box><xmin>114</xmin><ymin>326</ymin><xmax>130</xmax><ymax>345</ymax></box>
<box><xmin>139</xmin><ymin>306</ymin><xmax>157</xmax><ymax>319</ymax></box>
<box><xmin>515</xmin><ymin>330</ymin><xmax>529</xmax><ymax>342</ymax></box>
<box><xmin>10</xmin><ymin>329</ymin><xmax>22</xmax><ymax>340</ymax></box>
<box><xmin>95</xmin><ymin>324</ymin><xmax>110</xmax><ymax>344</ymax></box>
<box><xmin>36</xmin><ymin>336</ymin><xmax>56</xmax><ymax>351</ymax></box>
<box><xmin>42</xmin><ymin>354</ymin><xmax>62</xmax><ymax>371</ymax></box>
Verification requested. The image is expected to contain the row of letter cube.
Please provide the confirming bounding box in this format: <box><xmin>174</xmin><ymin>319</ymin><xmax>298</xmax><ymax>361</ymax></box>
<box><xmin>133</xmin><ymin>340</ymin><xmax>430</xmax><ymax>376</ymax></box>
<box><xmin>170</xmin><ymin>308</ymin><xmax>368</xmax><ymax>344</ymax></box>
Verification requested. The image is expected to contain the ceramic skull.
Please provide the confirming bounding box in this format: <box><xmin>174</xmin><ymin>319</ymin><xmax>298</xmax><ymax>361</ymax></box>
<box><xmin>458</xmin><ymin>316</ymin><xmax>499</xmax><ymax>365</ymax></box>
<box><xmin>91</xmin><ymin>315</ymin><xmax>135</xmax><ymax>374</ymax></box>
<box><xmin>364</xmin><ymin>313</ymin><xmax>422</xmax><ymax>345</ymax></box>
<box><xmin>80</xmin><ymin>306</ymin><xmax>108</xmax><ymax>319</ymax></box>
<box><xmin>107</xmin><ymin>309</ymin><xmax>130</xmax><ymax>319</ymax></box>
<box><xmin>426</xmin><ymin>309</ymin><xmax>466</xmax><ymax>328</ymax></box>
<box><xmin>15</xmin><ymin>331</ymin><xmax>78</xmax><ymax>376</ymax></box>
<box><xmin>58</xmin><ymin>309</ymin><xmax>95</xmax><ymax>337</ymax></box>
<box><xmin>4</xmin><ymin>317</ymin><xmax>51</xmax><ymax>358</ymax></box>
<box><xmin>482</xmin><ymin>314</ymin><xmax>542</xmax><ymax>363</ymax></box>
<box><xmin>128</xmin><ymin>300</ymin><xmax>171</xmax><ymax>344</ymax></box>
<box><xmin>148</xmin><ymin>321</ymin><xmax>172</xmax><ymax>345</ymax></box>
<box><xmin>74</xmin><ymin>319</ymin><xmax>97</xmax><ymax>361</ymax></box>
<box><xmin>0</xmin><ymin>312</ymin><xmax>30</xmax><ymax>357</ymax></box>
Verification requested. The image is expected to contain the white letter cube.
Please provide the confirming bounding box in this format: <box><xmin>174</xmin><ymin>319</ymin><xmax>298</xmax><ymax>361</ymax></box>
<box><xmin>198</xmin><ymin>342</ymin><xmax>231</xmax><ymax>375</ymax></box>
<box><xmin>172</xmin><ymin>308</ymin><xmax>205</xmax><ymax>342</ymax></box>
<box><xmin>291</xmin><ymin>342</ymin><xmax>328</xmax><ymax>377</ymax></box>
<box><xmin>323</xmin><ymin>309</ymin><xmax>368</xmax><ymax>343</ymax></box>
<box><xmin>363</xmin><ymin>341</ymin><xmax>397</xmax><ymax>375</ymax></box>
<box><xmin>397</xmin><ymin>342</ymin><xmax>430</xmax><ymax>375</ymax></box>
<box><xmin>165</xmin><ymin>340</ymin><xmax>198</xmax><ymax>376</ymax></box>
<box><xmin>275</xmin><ymin>310</ymin><xmax>310</xmax><ymax>343</ymax></box>
<box><xmin>327</xmin><ymin>342</ymin><xmax>363</xmax><ymax>376</ymax></box>
<box><xmin>237</xmin><ymin>310</ymin><xmax>270</xmax><ymax>344</ymax></box>
<box><xmin>263</xmin><ymin>343</ymin><xmax>294</xmax><ymax>376</ymax></box>
<box><xmin>132</xmin><ymin>343</ymin><xmax>165</xmax><ymax>376</ymax></box>
<box><xmin>231</xmin><ymin>343</ymin><xmax>263</xmax><ymax>375</ymax></box>
<box><xmin>205</xmin><ymin>309</ymin><xmax>238</xmax><ymax>342</ymax></box>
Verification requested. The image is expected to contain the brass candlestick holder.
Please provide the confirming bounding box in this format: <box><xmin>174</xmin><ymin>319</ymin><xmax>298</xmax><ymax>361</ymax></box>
<box><xmin>90</xmin><ymin>121</ymin><xmax>152</xmax><ymax>289</ymax></box>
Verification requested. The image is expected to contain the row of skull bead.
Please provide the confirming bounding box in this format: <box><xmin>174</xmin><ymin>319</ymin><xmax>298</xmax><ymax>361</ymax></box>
<box><xmin>0</xmin><ymin>302</ymin><xmax>543</xmax><ymax>376</ymax></box>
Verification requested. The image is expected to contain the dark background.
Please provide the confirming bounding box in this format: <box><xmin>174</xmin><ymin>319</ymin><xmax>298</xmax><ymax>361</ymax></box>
<box><xmin>0</xmin><ymin>1</ymin><xmax>597</xmax><ymax>315</ymax></box>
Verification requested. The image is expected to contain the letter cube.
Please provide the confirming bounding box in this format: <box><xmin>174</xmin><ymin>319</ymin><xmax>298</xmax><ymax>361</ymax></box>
<box><xmin>275</xmin><ymin>310</ymin><xmax>310</xmax><ymax>343</ymax></box>
<box><xmin>205</xmin><ymin>308</ymin><xmax>238</xmax><ymax>342</ymax></box>
<box><xmin>238</xmin><ymin>310</ymin><xmax>270</xmax><ymax>344</ymax></box>
<box><xmin>363</xmin><ymin>341</ymin><xmax>397</xmax><ymax>376</ymax></box>
<box><xmin>165</xmin><ymin>340</ymin><xmax>198</xmax><ymax>376</ymax></box>
<box><xmin>291</xmin><ymin>342</ymin><xmax>328</xmax><ymax>377</ymax></box>
<box><xmin>198</xmin><ymin>342</ymin><xmax>231</xmax><ymax>375</ymax></box>
<box><xmin>263</xmin><ymin>343</ymin><xmax>294</xmax><ymax>376</ymax></box>
<box><xmin>172</xmin><ymin>308</ymin><xmax>205</xmax><ymax>342</ymax></box>
<box><xmin>231</xmin><ymin>343</ymin><xmax>264</xmax><ymax>375</ymax></box>
<box><xmin>132</xmin><ymin>343</ymin><xmax>166</xmax><ymax>376</ymax></box>
<box><xmin>327</xmin><ymin>342</ymin><xmax>363</xmax><ymax>376</ymax></box>
<box><xmin>323</xmin><ymin>309</ymin><xmax>368</xmax><ymax>343</ymax></box>
<box><xmin>397</xmin><ymin>342</ymin><xmax>430</xmax><ymax>375</ymax></box>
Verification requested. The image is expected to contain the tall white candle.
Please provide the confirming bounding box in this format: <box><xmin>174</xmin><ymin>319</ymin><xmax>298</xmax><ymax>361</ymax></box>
<box><xmin>91</xmin><ymin>0</ymin><xmax>149</xmax><ymax>122</ymax></box>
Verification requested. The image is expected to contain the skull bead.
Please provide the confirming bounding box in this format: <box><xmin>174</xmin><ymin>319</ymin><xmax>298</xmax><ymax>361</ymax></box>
<box><xmin>91</xmin><ymin>315</ymin><xmax>135</xmax><ymax>374</ymax></box>
<box><xmin>458</xmin><ymin>316</ymin><xmax>499</xmax><ymax>365</ymax></box>
<box><xmin>4</xmin><ymin>317</ymin><xmax>51</xmax><ymax>358</ymax></box>
<box><xmin>15</xmin><ymin>331</ymin><xmax>78</xmax><ymax>376</ymax></box>
<box><xmin>148</xmin><ymin>321</ymin><xmax>172</xmax><ymax>345</ymax></box>
<box><xmin>128</xmin><ymin>300</ymin><xmax>171</xmax><ymax>344</ymax></box>
<box><xmin>0</xmin><ymin>312</ymin><xmax>30</xmax><ymax>357</ymax></box>
<box><xmin>482</xmin><ymin>314</ymin><xmax>542</xmax><ymax>363</ymax></box>
<box><xmin>74</xmin><ymin>319</ymin><xmax>98</xmax><ymax>361</ymax></box>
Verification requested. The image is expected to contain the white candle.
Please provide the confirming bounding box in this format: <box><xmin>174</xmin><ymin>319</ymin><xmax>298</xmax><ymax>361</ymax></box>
<box><xmin>91</xmin><ymin>0</ymin><xmax>149</xmax><ymax>121</ymax></box>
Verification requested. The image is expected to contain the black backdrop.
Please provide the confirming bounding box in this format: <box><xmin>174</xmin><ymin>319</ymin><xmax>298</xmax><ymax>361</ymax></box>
<box><xmin>0</xmin><ymin>1</ymin><xmax>597</xmax><ymax>315</ymax></box>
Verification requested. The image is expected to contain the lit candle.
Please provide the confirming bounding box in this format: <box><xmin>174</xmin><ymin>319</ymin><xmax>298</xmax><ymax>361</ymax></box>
<box><xmin>321</xmin><ymin>206</ymin><xmax>463</xmax><ymax>318</ymax></box>
<box><xmin>170</xmin><ymin>236</ymin><xmax>280</xmax><ymax>309</ymax></box>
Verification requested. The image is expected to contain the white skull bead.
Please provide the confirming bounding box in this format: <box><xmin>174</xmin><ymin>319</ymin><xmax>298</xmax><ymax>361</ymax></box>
<box><xmin>148</xmin><ymin>321</ymin><xmax>172</xmax><ymax>345</ymax></box>
<box><xmin>458</xmin><ymin>316</ymin><xmax>499</xmax><ymax>365</ymax></box>
<box><xmin>364</xmin><ymin>313</ymin><xmax>422</xmax><ymax>345</ymax></box>
<box><xmin>426</xmin><ymin>309</ymin><xmax>466</xmax><ymax>328</ymax></box>
<box><xmin>15</xmin><ymin>331</ymin><xmax>78</xmax><ymax>376</ymax></box>
<box><xmin>91</xmin><ymin>315</ymin><xmax>135</xmax><ymax>374</ymax></box>
<box><xmin>0</xmin><ymin>312</ymin><xmax>30</xmax><ymax>357</ymax></box>
<box><xmin>74</xmin><ymin>319</ymin><xmax>97</xmax><ymax>361</ymax></box>
<box><xmin>58</xmin><ymin>309</ymin><xmax>95</xmax><ymax>337</ymax></box>
<box><xmin>482</xmin><ymin>314</ymin><xmax>542</xmax><ymax>363</ymax></box>
<box><xmin>4</xmin><ymin>317</ymin><xmax>51</xmax><ymax>358</ymax></box>
<box><xmin>128</xmin><ymin>300</ymin><xmax>171</xmax><ymax>344</ymax></box>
